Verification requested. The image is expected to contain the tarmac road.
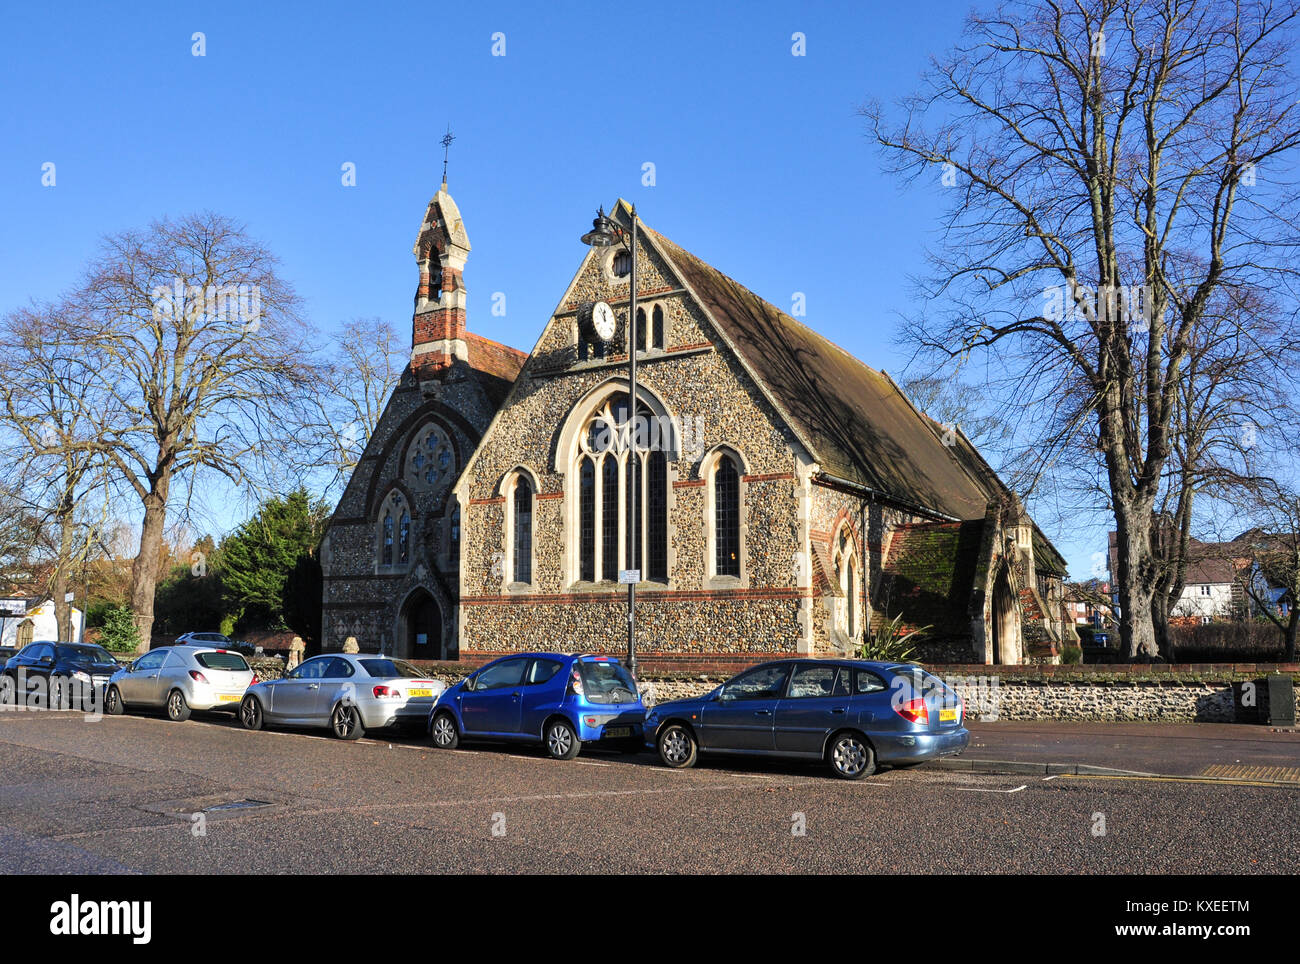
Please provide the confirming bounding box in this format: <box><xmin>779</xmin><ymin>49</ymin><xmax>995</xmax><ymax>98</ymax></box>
<box><xmin>1</xmin><ymin>708</ymin><xmax>1297</xmax><ymax>874</ymax></box>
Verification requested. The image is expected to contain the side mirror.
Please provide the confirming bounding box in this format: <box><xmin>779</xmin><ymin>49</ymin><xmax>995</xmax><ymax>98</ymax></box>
<box><xmin>714</xmin><ymin>686</ymin><xmax>729</xmax><ymax>702</ymax></box>
<box><xmin>463</xmin><ymin>675</ymin><xmax>476</xmax><ymax>692</ymax></box>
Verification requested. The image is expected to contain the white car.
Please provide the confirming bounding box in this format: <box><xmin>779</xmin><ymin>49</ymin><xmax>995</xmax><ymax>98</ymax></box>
<box><xmin>106</xmin><ymin>645</ymin><xmax>257</xmax><ymax>721</ymax></box>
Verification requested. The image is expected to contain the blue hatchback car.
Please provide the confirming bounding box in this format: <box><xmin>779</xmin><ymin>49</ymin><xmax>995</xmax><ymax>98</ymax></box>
<box><xmin>643</xmin><ymin>659</ymin><xmax>969</xmax><ymax>779</ymax></box>
<box><xmin>428</xmin><ymin>653</ymin><xmax>645</xmax><ymax>760</ymax></box>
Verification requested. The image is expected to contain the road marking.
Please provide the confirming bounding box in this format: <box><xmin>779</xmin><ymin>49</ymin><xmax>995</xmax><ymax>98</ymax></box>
<box><xmin>955</xmin><ymin>784</ymin><xmax>1027</xmax><ymax>793</ymax></box>
<box><xmin>1201</xmin><ymin>763</ymin><xmax>1300</xmax><ymax>784</ymax></box>
<box><xmin>1067</xmin><ymin>773</ymin><xmax>1300</xmax><ymax>790</ymax></box>
<box><xmin>570</xmin><ymin>760</ymin><xmax>610</xmax><ymax>767</ymax></box>
<box><xmin>1042</xmin><ymin>775</ymin><xmax>1059</xmax><ymax>782</ymax></box>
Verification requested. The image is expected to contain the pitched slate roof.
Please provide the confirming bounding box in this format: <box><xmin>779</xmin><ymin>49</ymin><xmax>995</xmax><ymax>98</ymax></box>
<box><xmin>465</xmin><ymin>332</ymin><xmax>526</xmax><ymax>407</ymax></box>
<box><xmin>644</xmin><ymin>223</ymin><xmax>1002</xmax><ymax>521</ymax></box>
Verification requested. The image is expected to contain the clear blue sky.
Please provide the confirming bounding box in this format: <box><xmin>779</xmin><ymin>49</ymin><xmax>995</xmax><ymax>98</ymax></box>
<box><xmin>0</xmin><ymin>0</ymin><xmax>1100</xmax><ymax>578</ymax></box>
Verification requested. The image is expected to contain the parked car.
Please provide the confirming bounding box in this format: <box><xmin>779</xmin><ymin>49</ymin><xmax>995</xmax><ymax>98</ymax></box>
<box><xmin>428</xmin><ymin>653</ymin><xmax>645</xmax><ymax>760</ymax></box>
<box><xmin>237</xmin><ymin>653</ymin><xmax>446</xmax><ymax>740</ymax></box>
<box><xmin>642</xmin><ymin>659</ymin><xmax>969</xmax><ymax>780</ymax></box>
<box><xmin>0</xmin><ymin>646</ymin><xmax>16</xmax><ymax>664</ymax></box>
<box><xmin>0</xmin><ymin>641</ymin><xmax>122</xmax><ymax>710</ymax></box>
<box><xmin>176</xmin><ymin>632</ymin><xmax>255</xmax><ymax>656</ymax></box>
<box><xmin>106</xmin><ymin>645</ymin><xmax>256</xmax><ymax>721</ymax></box>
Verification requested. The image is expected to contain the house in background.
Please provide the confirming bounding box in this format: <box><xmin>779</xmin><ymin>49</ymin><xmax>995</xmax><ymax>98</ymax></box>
<box><xmin>0</xmin><ymin>597</ymin><xmax>84</xmax><ymax>648</ymax></box>
<box><xmin>1107</xmin><ymin>532</ymin><xmax>1248</xmax><ymax>626</ymax></box>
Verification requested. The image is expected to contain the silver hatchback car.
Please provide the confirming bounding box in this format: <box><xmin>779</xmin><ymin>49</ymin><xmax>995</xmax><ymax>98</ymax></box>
<box><xmin>106</xmin><ymin>645</ymin><xmax>256</xmax><ymax>721</ymax></box>
<box><xmin>238</xmin><ymin>653</ymin><xmax>447</xmax><ymax>740</ymax></box>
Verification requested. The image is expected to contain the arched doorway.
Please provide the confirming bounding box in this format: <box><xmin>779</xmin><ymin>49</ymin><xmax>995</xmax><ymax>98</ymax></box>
<box><xmin>400</xmin><ymin>590</ymin><xmax>443</xmax><ymax>660</ymax></box>
<box><xmin>991</xmin><ymin>567</ymin><xmax>1018</xmax><ymax>664</ymax></box>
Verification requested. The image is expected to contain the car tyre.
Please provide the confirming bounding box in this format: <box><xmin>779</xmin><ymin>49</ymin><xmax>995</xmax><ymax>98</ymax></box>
<box><xmin>430</xmin><ymin>711</ymin><xmax>459</xmax><ymax>749</ymax></box>
<box><xmin>105</xmin><ymin>685</ymin><xmax>126</xmax><ymax>716</ymax></box>
<box><xmin>330</xmin><ymin>702</ymin><xmax>364</xmax><ymax>741</ymax></box>
<box><xmin>827</xmin><ymin>731</ymin><xmax>875</xmax><ymax>780</ymax></box>
<box><xmin>239</xmin><ymin>695</ymin><xmax>264</xmax><ymax>731</ymax></box>
<box><xmin>165</xmin><ymin>688</ymin><xmax>191</xmax><ymax>722</ymax></box>
<box><xmin>50</xmin><ymin>675</ymin><xmax>70</xmax><ymax>710</ymax></box>
<box><xmin>657</xmin><ymin>723</ymin><xmax>698</xmax><ymax>769</ymax></box>
<box><xmin>544</xmin><ymin>718</ymin><xmax>581</xmax><ymax>760</ymax></box>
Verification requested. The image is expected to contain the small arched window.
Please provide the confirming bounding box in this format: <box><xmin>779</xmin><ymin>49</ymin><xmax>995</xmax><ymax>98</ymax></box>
<box><xmin>399</xmin><ymin>511</ymin><xmax>410</xmax><ymax>565</ymax></box>
<box><xmin>635</xmin><ymin>307</ymin><xmax>646</xmax><ymax>352</ymax></box>
<box><xmin>612</xmin><ymin>250</ymin><xmax>632</xmax><ymax>278</ymax></box>
<box><xmin>512</xmin><ymin>476</ymin><xmax>533</xmax><ymax>584</ymax></box>
<box><xmin>381</xmin><ymin>512</ymin><xmax>395</xmax><ymax>566</ymax></box>
<box><xmin>449</xmin><ymin>503</ymin><xmax>461</xmax><ymax>566</ymax></box>
<box><xmin>579</xmin><ymin>456</ymin><xmax>596</xmax><ymax>581</ymax></box>
<box><xmin>652</xmin><ymin>304</ymin><xmax>665</xmax><ymax>349</ymax></box>
<box><xmin>377</xmin><ymin>490</ymin><xmax>411</xmax><ymax>569</ymax></box>
<box><xmin>714</xmin><ymin>455</ymin><xmax>740</xmax><ymax>577</ymax></box>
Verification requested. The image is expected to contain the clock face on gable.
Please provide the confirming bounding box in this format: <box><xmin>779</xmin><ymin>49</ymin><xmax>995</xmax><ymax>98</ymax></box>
<box><xmin>578</xmin><ymin>300</ymin><xmax>617</xmax><ymax>346</ymax></box>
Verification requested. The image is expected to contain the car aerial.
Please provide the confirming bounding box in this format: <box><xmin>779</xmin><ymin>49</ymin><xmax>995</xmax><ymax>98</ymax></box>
<box><xmin>106</xmin><ymin>644</ymin><xmax>256</xmax><ymax>721</ymax></box>
<box><xmin>0</xmin><ymin>641</ymin><xmax>121</xmax><ymax>710</ymax></box>
<box><xmin>428</xmin><ymin>652</ymin><xmax>645</xmax><ymax>760</ymax></box>
<box><xmin>643</xmin><ymin>659</ymin><xmax>969</xmax><ymax>780</ymax></box>
<box><xmin>237</xmin><ymin>653</ymin><xmax>446</xmax><ymax>740</ymax></box>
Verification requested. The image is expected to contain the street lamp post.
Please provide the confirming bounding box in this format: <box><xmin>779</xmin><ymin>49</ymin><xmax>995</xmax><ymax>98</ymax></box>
<box><xmin>581</xmin><ymin>205</ymin><xmax>639</xmax><ymax>677</ymax></box>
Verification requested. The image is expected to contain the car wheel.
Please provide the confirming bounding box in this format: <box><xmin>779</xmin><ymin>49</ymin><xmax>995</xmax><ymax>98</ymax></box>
<box><xmin>544</xmin><ymin>718</ymin><xmax>581</xmax><ymax>760</ymax></box>
<box><xmin>330</xmin><ymin>702</ymin><xmax>364</xmax><ymax>741</ymax></box>
<box><xmin>165</xmin><ymin>689</ymin><xmax>191</xmax><ymax>722</ymax></box>
<box><xmin>50</xmin><ymin>675</ymin><xmax>70</xmax><ymax>710</ymax></box>
<box><xmin>239</xmin><ymin>695</ymin><xmax>263</xmax><ymax>730</ymax></box>
<box><xmin>827</xmin><ymin>731</ymin><xmax>875</xmax><ymax>780</ymax></box>
<box><xmin>0</xmin><ymin>674</ymin><xmax>14</xmax><ymax>707</ymax></box>
<box><xmin>430</xmin><ymin>711</ymin><xmax>459</xmax><ymax>749</ymax></box>
<box><xmin>105</xmin><ymin>685</ymin><xmax>125</xmax><ymax>716</ymax></box>
<box><xmin>657</xmin><ymin>723</ymin><xmax>698</xmax><ymax>769</ymax></box>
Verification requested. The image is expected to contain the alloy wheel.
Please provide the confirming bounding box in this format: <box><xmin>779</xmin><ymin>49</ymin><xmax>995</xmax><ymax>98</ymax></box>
<box><xmin>662</xmin><ymin>728</ymin><xmax>690</xmax><ymax>765</ymax></box>
<box><xmin>432</xmin><ymin>715</ymin><xmax>456</xmax><ymax>746</ymax></box>
<box><xmin>832</xmin><ymin>736</ymin><xmax>868</xmax><ymax>776</ymax></box>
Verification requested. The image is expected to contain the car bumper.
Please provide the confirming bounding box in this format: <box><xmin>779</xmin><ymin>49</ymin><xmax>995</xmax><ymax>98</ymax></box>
<box><xmin>359</xmin><ymin>699</ymin><xmax>442</xmax><ymax>730</ymax></box>
<box><xmin>871</xmin><ymin>727</ymin><xmax>970</xmax><ymax>764</ymax></box>
<box><xmin>575</xmin><ymin>717</ymin><xmax>644</xmax><ymax>744</ymax></box>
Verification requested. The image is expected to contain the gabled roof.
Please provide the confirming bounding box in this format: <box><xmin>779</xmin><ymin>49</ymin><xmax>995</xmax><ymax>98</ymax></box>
<box><xmin>876</xmin><ymin>520</ymin><xmax>986</xmax><ymax>636</ymax></box>
<box><xmin>643</xmin><ymin>222</ymin><xmax>1000</xmax><ymax>521</ymax></box>
<box><xmin>465</xmin><ymin>332</ymin><xmax>526</xmax><ymax>406</ymax></box>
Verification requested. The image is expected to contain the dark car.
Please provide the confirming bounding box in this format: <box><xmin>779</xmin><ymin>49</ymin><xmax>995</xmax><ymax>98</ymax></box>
<box><xmin>0</xmin><ymin>641</ymin><xmax>122</xmax><ymax>710</ymax></box>
<box><xmin>429</xmin><ymin>653</ymin><xmax>645</xmax><ymax>759</ymax></box>
<box><xmin>643</xmin><ymin>659</ymin><xmax>969</xmax><ymax>780</ymax></box>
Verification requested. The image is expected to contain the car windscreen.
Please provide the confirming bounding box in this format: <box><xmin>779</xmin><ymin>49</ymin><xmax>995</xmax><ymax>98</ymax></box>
<box><xmin>194</xmin><ymin>651</ymin><xmax>250</xmax><ymax>672</ymax></box>
<box><xmin>57</xmin><ymin>644</ymin><xmax>116</xmax><ymax>663</ymax></box>
<box><xmin>576</xmin><ymin>660</ymin><xmax>639</xmax><ymax>704</ymax></box>
<box><xmin>359</xmin><ymin>658</ymin><xmax>426</xmax><ymax>679</ymax></box>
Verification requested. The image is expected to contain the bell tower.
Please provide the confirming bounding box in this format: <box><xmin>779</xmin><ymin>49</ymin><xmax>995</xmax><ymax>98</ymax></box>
<box><xmin>411</xmin><ymin>179</ymin><xmax>470</xmax><ymax>380</ymax></box>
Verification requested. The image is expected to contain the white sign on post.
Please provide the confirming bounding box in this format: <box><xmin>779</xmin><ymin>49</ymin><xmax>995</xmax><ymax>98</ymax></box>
<box><xmin>64</xmin><ymin>592</ymin><xmax>75</xmax><ymax>603</ymax></box>
<box><xmin>618</xmin><ymin>570</ymin><xmax>641</xmax><ymax>585</ymax></box>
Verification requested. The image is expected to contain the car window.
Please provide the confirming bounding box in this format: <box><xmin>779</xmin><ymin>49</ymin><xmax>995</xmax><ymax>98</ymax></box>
<box><xmin>135</xmin><ymin>650</ymin><xmax>167</xmax><ymax>672</ymax></box>
<box><xmin>855</xmin><ymin>669</ymin><xmax>887</xmax><ymax>694</ymax></box>
<box><xmin>525</xmin><ymin>658</ymin><xmax>563</xmax><ymax>685</ymax></box>
<box><xmin>323</xmin><ymin>657</ymin><xmax>355</xmax><ymax>679</ymax></box>
<box><xmin>195</xmin><ymin>651</ymin><xmax>250</xmax><ymax>672</ymax></box>
<box><xmin>293</xmin><ymin>658</ymin><xmax>330</xmax><ymax>680</ymax></box>
<box><xmin>722</xmin><ymin>664</ymin><xmax>791</xmax><ymax>701</ymax></box>
<box><xmin>26</xmin><ymin>644</ymin><xmax>52</xmax><ymax>661</ymax></box>
<box><xmin>788</xmin><ymin>664</ymin><xmax>840</xmax><ymax>699</ymax></box>
<box><xmin>359</xmin><ymin>658</ymin><xmax>424</xmax><ymax>679</ymax></box>
<box><xmin>474</xmin><ymin>658</ymin><xmax>526</xmax><ymax>690</ymax></box>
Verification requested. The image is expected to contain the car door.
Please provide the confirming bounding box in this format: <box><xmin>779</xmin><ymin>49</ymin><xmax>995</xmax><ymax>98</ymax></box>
<box><xmin>269</xmin><ymin>657</ymin><xmax>330</xmax><ymax>721</ymax></box>
<box><xmin>698</xmin><ymin>663</ymin><xmax>792</xmax><ymax>751</ymax></box>
<box><xmin>459</xmin><ymin>657</ymin><xmax>527</xmax><ymax>735</ymax></box>
<box><xmin>19</xmin><ymin>644</ymin><xmax>53</xmax><ymax>698</ymax></box>
<box><xmin>518</xmin><ymin>657</ymin><xmax>565</xmax><ymax>737</ymax></box>
<box><xmin>143</xmin><ymin>649</ymin><xmax>189</xmax><ymax>705</ymax></box>
<box><xmin>774</xmin><ymin>663</ymin><xmax>852</xmax><ymax>755</ymax></box>
<box><xmin>313</xmin><ymin>657</ymin><xmax>358</xmax><ymax>722</ymax></box>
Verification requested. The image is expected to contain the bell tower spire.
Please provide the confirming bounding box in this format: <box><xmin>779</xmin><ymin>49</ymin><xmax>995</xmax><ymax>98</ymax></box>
<box><xmin>411</xmin><ymin>173</ymin><xmax>469</xmax><ymax>380</ymax></box>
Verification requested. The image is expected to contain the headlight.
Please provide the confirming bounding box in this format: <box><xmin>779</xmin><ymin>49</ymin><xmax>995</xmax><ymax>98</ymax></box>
<box><xmin>73</xmin><ymin>671</ymin><xmax>91</xmax><ymax>682</ymax></box>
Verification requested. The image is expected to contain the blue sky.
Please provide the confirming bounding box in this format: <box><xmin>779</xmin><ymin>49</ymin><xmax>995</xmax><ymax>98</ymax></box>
<box><xmin>0</xmin><ymin>0</ymin><xmax>1103</xmax><ymax>577</ymax></box>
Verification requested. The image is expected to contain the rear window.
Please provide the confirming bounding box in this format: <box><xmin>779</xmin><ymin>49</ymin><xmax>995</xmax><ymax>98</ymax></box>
<box><xmin>195</xmin><ymin>651</ymin><xmax>250</xmax><ymax>672</ymax></box>
<box><xmin>888</xmin><ymin>666</ymin><xmax>952</xmax><ymax>701</ymax></box>
<box><xmin>360</xmin><ymin>659</ymin><xmax>426</xmax><ymax>679</ymax></box>
<box><xmin>576</xmin><ymin>660</ymin><xmax>639</xmax><ymax>704</ymax></box>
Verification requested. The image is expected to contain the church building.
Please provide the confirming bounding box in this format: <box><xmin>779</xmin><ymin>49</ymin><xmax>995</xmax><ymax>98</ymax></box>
<box><xmin>321</xmin><ymin>184</ymin><xmax>1069</xmax><ymax>668</ymax></box>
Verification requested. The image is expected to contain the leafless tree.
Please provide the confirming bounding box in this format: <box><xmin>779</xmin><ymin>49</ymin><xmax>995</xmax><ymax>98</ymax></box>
<box><xmin>51</xmin><ymin>213</ymin><xmax>317</xmax><ymax>649</ymax></box>
<box><xmin>866</xmin><ymin>0</ymin><xmax>1300</xmax><ymax>658</ymax></box>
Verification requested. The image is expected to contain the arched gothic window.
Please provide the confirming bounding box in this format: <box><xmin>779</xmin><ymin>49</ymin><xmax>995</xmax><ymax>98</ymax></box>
<box><xmin>574</xmin><ymin>392</ymin><xmax>668</xmax><ymax>583</ymax></box>
<box><xmin>834</xmin><ymin>526</ymin><xmax>860</xmax><ymax>641</ymax></box>
<box><xmin>377</xmin><ymin>490</ymin><xmax>411</xmax><ymax>569</ymax></box>
<box><xmin>406</xmin><ymin>423</ymin><xmax>455</xmax><ymax>493</ymax></box>
<box><xmin>512</xmin><ymin>475</ymin><xmax>533</xmax><ymax>584</ymax></box>
<box><xmin>714</xmin><ymin>455</ymin><xmax>741</xmax><ymax>577</ymax></box>
<box><xmin>652</xmin><ymin>304</ymin><xmax>665</xmax><ymax>349</ymax></box>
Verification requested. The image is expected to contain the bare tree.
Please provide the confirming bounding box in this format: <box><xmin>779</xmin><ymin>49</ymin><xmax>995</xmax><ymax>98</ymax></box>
<box><xmin>866</xmin><ymin>0</ymin><xmax>1300</xmax><ymax>658</ymax></box>
<box><xmin>54</xmin><ymin>213</ymin><xmax>316</xmax><ymax>649</ymax></box>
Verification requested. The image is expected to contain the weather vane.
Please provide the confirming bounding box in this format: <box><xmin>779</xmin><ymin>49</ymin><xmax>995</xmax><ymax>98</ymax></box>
<box><xmin>440</xmin><ymin>127</ymin><xmax>455</xmax><ymax>186</ymax></box>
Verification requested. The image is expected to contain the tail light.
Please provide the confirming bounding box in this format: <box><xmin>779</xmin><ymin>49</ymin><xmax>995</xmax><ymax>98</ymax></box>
<box><xmin>895</xmin><ymin>697</ymin><xmax>929</xmax><ymax>724</ymax></box>
<box><xmin>568</xmin><ymin>670</ymin><xmax>584</xmax><ymax>696</ymax></box>
<box><xmin>188</xmin><ymin>670</ymin><xmax>209</xmax><ymax>684</ymax></box>
<box><xmin>373</xmin><ymin>685</ymin><xmax>400</xmax><ymax>698</ymax></box>
<box><xmin>250</xmin><ymin>674</ymin><xmax>259</xmax><ymax>685</ymax></box>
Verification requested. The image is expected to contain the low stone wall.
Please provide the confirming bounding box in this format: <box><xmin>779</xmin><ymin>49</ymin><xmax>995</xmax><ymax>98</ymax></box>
<box><xmin>246</xmin><ymin>656</ymin><xmax>1298</xmax><ymax>723</ymax></box>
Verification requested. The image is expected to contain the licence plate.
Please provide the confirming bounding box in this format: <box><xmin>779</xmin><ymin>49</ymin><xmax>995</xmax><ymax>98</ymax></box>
<box><xmin>408</xmin><ymin>689</ymin><xmax>433</xmax><ymax>698</ymax></box>
<box><xmin>939</xmin><ymin>708</ymin><xmax>957</xmax><ymax>722</ymax></box>
<box><xmin>604</xmin><ymin>726</ymin><xmax>632</xmax><ymax>739</ymax></box>
<box><xmin>217</xmin><ymin>694</ymin><xmax>241</xmax><ymax>703</ymax></box>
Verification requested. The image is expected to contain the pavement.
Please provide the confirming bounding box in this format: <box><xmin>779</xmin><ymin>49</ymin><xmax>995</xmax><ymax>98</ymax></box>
<box><xmin>1</xmin><ymin>708</ymin><xmax>1298</xmax><ymax>874</ymax></box>
<box><xmin>952</xmin><ymin>720</ymin><xmax>1300</xmax><ymax>782</ymax></box>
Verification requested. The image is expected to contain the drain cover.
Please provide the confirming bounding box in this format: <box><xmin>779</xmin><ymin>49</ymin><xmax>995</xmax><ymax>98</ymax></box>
<box><xmin>202</xmin><ymin>799</ymin><xmax>273</xmax><ymax>812</ymax></box>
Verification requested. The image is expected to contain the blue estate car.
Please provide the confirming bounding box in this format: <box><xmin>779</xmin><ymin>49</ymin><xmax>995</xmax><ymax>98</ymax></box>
<box><xmin>428</xmin><ymin>653</ymin><xmax>645</xmax><ymax>760</ymax></box>
<box><xmin>643</xmin><ymin>659</ymin><xmax>969</xmax><ymax>780</ymax></box>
